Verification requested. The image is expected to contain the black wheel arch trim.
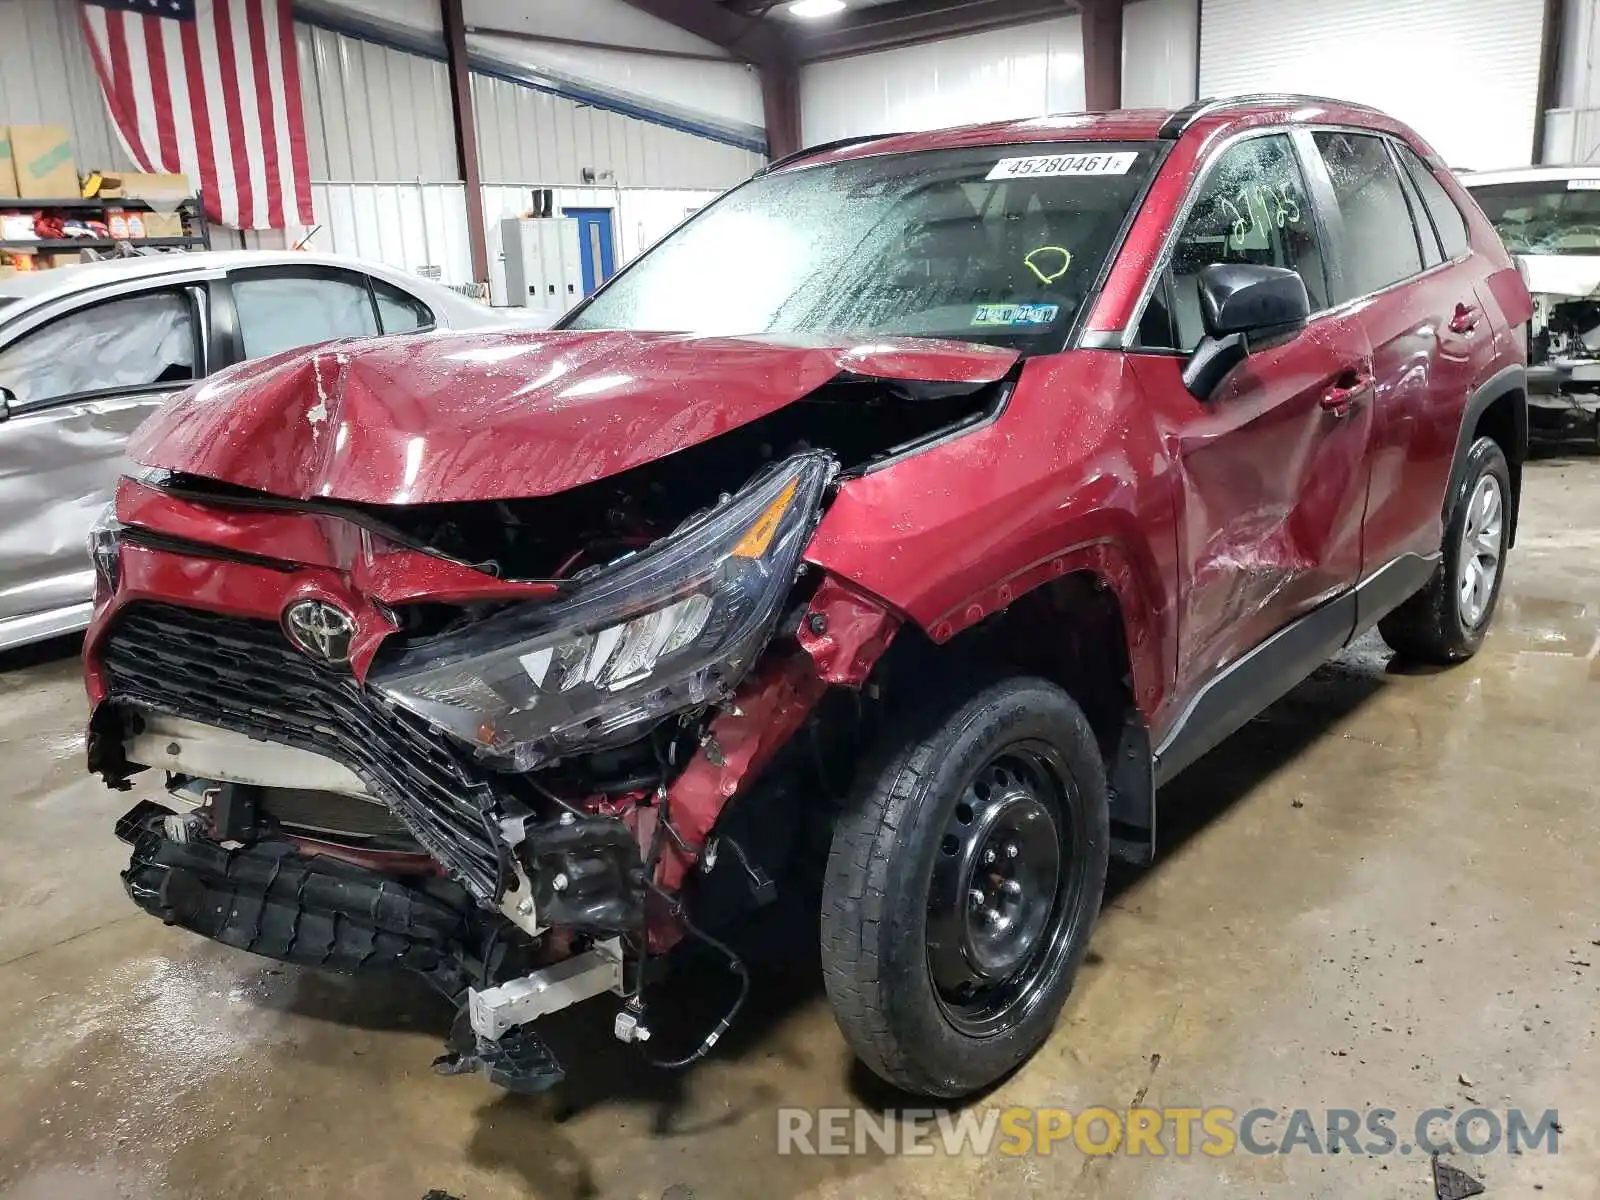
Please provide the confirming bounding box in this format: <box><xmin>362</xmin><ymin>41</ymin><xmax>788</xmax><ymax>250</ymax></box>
<box><xmin>1450</xmin><ymin>363</ymin><xmax>1527</xmax><ymax>548</ymax></box>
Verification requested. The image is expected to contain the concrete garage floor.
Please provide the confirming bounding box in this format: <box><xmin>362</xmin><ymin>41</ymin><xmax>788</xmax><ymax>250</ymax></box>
<box><xmin>1</xmin><ymin>459</ymin><xmax>1597</xmax><ymax>1200</ymax></box>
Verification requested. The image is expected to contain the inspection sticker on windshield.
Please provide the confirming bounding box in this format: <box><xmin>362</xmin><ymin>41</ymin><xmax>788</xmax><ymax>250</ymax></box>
<box><xmin>972</xmin><ymin>303</ymin><xmax>1059</xmax><ymax>327</ymax></box>
<box><xmin>986</xmin><ymin>151</ymin><xmax>1138</xmax><ymax>181</ymax></box>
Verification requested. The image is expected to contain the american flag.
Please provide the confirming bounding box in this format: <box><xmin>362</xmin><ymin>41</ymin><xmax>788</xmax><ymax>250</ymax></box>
<box><xmin>79</xmin><ymin>0</ymin><xmax>313</xmax><ymax>230</ymax></box>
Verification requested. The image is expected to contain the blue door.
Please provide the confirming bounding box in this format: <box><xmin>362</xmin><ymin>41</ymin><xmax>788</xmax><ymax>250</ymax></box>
<box><xmin>563</xmin><ymin>207</ymin><xmax>616</xmax><ymax>296</ymax></box>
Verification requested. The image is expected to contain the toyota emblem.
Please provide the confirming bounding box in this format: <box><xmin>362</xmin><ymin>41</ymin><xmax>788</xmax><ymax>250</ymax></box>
<box><xmin>282</xmin><ymin>599</ymin><xmax>357</xmax><ymax>666</ymax></box>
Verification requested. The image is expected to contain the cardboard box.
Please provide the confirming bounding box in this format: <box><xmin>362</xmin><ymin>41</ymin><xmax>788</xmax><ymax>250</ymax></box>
<box><xmin>0</xmin><ymin>130</ymin><xmax>16</xmax><ymax>199</ymax></box>
<box><xmin>0</xmin><ymin>265</ymin><xmax>17</xmax><ymax>280</ymax></box>
<box><xmin>141</xmin><ymin>211</ymin><xmax>185</xmax><ymax>238</ymax></box>
<box><xmin>9</xmin><ymin>125</ymin><xmax>78</xmax><ymax>198</ymax></box>
<box><xmin>40</xmin><ymin>251</ymin><xmax>80</xmax><ymax>270</ymax></box>
<box><xmin>99</xmin><ymin>170</ymin><xmax>190</xmax><ymax>202</ymax></box>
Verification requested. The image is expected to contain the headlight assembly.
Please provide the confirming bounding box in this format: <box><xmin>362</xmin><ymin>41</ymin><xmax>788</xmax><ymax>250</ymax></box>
<box><xmin>370</xmin><ymin>451</ymin><xmax>835</xmax><ymax>769</ymax></box>
<box><xmin>88</xmin><ymin>501</ymin><xmax>122</xmax><ymax>598</ymax></box>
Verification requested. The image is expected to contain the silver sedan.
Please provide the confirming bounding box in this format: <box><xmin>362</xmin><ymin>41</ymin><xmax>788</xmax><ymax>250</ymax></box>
<box><xmin>0</xmin><ymin>250</ymin><xmax>540</xmax><ymax>651</ymax></box>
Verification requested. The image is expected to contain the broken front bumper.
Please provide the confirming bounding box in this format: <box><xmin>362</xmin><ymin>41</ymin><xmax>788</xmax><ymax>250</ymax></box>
<box><xmin>1527</xmin><ymin>363</ymin><xmax>1600</xmax><ymax>449</ymax></box>
<box><xmin>115</xmin><ymin>801</ymin><xmax>479</xmax><ymax>997</ymax></box>
<box><xmin>115</xmin><ymin>802</ymin><xmax>637</xmax><ymax>1091</ymax></box>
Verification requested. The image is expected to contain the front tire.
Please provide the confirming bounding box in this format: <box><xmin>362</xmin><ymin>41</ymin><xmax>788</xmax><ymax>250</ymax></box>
<box><xmin>820</xmin><ymin>677</ymin><xmax>1109</xmax><ymax>1098</ymax></box>
<box><xmin>1379</xmin><ymin>436</ymin><xmax>1511</xmax><ymax>664</ymax></box>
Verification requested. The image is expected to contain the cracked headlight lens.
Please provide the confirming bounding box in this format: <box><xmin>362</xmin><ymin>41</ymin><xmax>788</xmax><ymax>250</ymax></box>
<box><xmin>88</xmin><ymin>501</ymin><xmax>122</xmax><ymax>599</ymax></box>
<box><xmin>370</xmin><ymin>452</ymin><xmax>833</xmax><ymax>769</ymax></box>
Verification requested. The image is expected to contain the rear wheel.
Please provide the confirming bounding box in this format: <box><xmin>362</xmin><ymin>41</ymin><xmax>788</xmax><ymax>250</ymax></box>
<box><xmin>820</xmin><ymin>677</ymin><xmax>1108</xmax><ymax>1098</ymax></box>
<box><xmin>1379</xmin><ymin>436</ymin><xmax>1511</xmax><ymax>663</ymax></box>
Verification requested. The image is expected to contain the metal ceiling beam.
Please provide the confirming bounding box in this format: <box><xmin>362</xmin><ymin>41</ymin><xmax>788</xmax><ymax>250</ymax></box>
<box><xmin>792</xmin><ymin>0</ymin><xmax>1077</xmax><ymax>61</ymax></box>
<box><xmin>617</xmin><ymin>0</ymin><xmax>789</xmax><ymax>65</ymax></box>
<box><xmin>620</xmin><ymin>0</ymin><xmax>796</xmax><ymax>160</ymax></box>
<box><xmin>762</xmin><ymin>60</ymin><xmax>803</xmax><ymax>160</ymax></box>
<box><xmin>442</xmin><ymin>0</ymin><xmax>488</xmax><ymax>285</ymax></box>
<box><xmin>1080</xmin><ymin>0</ymin><xmax>1123</xmax><ymax>111</ymax></box>
<box><xmin>465</xmin><ymin>24</ymin><xmax>735</xmax><ymax>64</ymax></box>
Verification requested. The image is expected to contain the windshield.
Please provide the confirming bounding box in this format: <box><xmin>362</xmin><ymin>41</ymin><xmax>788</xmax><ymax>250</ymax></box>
<box><xmin>1469</xmin><ymin>180</ymin><xmax>1600</xmax><ymax>255</ymax></box>
<box><xmin>565</xmin><ymin>142</ymin><xmax>1158</xmax><ymax>351</ymax></box>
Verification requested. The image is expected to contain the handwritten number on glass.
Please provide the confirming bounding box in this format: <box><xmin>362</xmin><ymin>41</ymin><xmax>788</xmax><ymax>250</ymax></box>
<box><xmin>1220</xmin><ymin>181</ymin><xmax>1302</xmax><ymax>250</ymax></box>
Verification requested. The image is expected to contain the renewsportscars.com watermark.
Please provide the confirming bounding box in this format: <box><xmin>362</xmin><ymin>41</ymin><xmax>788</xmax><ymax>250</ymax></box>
<box><xmin>777</xmin><ymin>1106</ymin><xmax>1561</xmax><ymax>1158</ymax></box>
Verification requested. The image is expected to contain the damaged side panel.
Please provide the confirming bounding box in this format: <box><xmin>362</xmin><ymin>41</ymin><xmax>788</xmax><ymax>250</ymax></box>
<box><xmin>0</xmin><ymin>389</ymin><xmax>182</xmax><ymax>646</ymax></box>
<box><xmin>805</xmin><ymin>352</ymin><xmax>1180</xmax><ymax>724</ymax></box>
<box><xmin>1129</xmin><ymin>328</ymin><xmax>1373</xmax><ymax>699</ymax></box>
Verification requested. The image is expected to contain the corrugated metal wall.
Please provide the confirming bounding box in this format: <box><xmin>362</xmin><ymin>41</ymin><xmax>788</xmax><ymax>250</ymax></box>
<box><xmin>298</xmin><ymin>24</ymin><xmax>460</xmax><ymax>183</ymax></box>
<box><xmin>800</xmin><ymin>16</ymin><xmax>1087</xmax><ymax>145</ymax></box>
<box><xmin>469</xmin><ymin>33</ymin><xmax>765</xmax><ymax>135</ymax></box>
<box><xmin>471</xmin><ymin>72</ymin><xmax>763</xmax><ymax>189</ymax></box>
<box><xmin>0</xmin><ymin>0</ymin><xmax>132</xmax><ymax>173</ymax></box>
<box><xmin>296</xmin><ymin>24</ymin><xmax>762</xmax><ymax>189</ymax></box>
<box><xmin>227</xmin><ymin>181</ymin><xmax>726</xmax><ymax>300</ymax></box>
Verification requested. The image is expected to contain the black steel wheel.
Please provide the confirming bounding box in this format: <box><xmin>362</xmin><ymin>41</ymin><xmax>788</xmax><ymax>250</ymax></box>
<box><xmin>821</xmin><ymin>677</ymin><xmax>1109</xmax><ymax>1098</ymax></box>
<box><xmin>926</xmin><ymin>742</ymin><xmax>1087</xmax><ymax>1038</ymax></box>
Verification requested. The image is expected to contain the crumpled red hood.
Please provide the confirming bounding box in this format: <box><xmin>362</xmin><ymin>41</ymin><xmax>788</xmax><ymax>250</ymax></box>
<box><xmin>129</xmin><ymin>329</ymin><xmax>1019</xmax><ymax>504</ymax></box>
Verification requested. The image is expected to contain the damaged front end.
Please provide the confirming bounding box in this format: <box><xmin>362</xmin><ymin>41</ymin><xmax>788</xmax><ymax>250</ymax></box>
<box><xmin>1523</xmin><ymin>262</ymin><xmax>1600</xmax><ymax>449</ymax></box>
<box><xmin>85</xmin><ymin>352</ymin><xmax>955</xmax><ymax>1089</ymax></box>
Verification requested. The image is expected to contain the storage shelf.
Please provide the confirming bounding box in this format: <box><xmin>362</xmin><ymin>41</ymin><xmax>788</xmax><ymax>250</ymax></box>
<box><xmin>0</xmin><ymin>237</ymin><xmax>206</xmax><ymax>251</ymax></box>
<box><xmin>0</xmin><ymin>196</ymin><xmax>195</xmax><ymax>212</ymax></box>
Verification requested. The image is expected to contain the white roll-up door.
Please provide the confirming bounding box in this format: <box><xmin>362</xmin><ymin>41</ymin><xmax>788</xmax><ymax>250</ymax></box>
<box><xmin>1199</xmin><ymin>0</ymin><xmax>1548</xmax><ymax>171</ymax></box>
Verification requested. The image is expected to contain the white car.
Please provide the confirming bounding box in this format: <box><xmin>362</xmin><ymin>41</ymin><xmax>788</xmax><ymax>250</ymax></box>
<box><xmin>0</xmin><ymin>250</ymin><xmax>537</xmax><ymax>652</ymax></box>
<box><xmin>1462</xmin><ymin>165</ymin><xmax>1600</xmax><ymax>449</ymax></box>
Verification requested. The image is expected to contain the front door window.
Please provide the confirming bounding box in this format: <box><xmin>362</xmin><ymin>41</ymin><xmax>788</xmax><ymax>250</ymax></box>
<box><xmin>1138</xmin><ymin>133</ymin><xmax>1327</xmax><ymax>352</ymax></box>
<box><xmin>0</xmin><ymin>291</ymin><xmax>195</xmax><ymax>409</ymax></box>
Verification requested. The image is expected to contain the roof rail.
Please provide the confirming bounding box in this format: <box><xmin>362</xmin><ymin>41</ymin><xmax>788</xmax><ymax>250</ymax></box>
<box><xmin>757</xmin><ymin>132</ymin><xmax>902</xmax><ymax>175</ymax></box>
<box><xmin>1157</xmin><ymin>93</ymin><xmax>1384</xmax><ymax>139</ymax></box>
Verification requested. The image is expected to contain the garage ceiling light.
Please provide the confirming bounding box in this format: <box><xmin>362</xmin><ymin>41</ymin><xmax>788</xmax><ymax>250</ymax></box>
<box><xmin>789</xmin><ymin>0</ymin><xmax>846</xmax><ymax>18</ymax></box>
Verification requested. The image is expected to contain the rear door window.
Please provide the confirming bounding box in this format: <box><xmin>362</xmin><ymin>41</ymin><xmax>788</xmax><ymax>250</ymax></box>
<box><xmin>1137</xmin><ymin>133</ymin><xmax>1327</xmax><ymax>352</ymax></box>
<box><xmin>1393</xmin><ymin>150</ymin><xmax>1444</xmax><ymax>269</ymax></box>
<box><xmin>1395</xmin><ymin>143</ymin><xmax>1470</xmax><ymax>260</ymax></box>
<box><xmin>372</xmin><ymin>279</ymin><xmax>434</xmax><ymax>334</ymax></box>
<box><xmin>1312</xmin><ymin>131</ymin><xmax>1424</xmax><ymax>299</ymax></box>
<box><xmin>231</xmin><ymin>269</ymin><xmax>378</xmax><ymax>359</ymax></box>
<box><xmin>0</xmin><ymin>290</ymin><xmax>197</xmax><ymax>408</ymax></box>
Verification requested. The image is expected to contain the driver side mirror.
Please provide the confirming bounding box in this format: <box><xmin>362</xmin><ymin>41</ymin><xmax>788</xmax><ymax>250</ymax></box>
<box><xmin>1182</xmin><ymin>263</ymin><xmax>1310</xmax><ymax>400</ymax></box>
<box><xmin>0</xmin><ymin>386</ymin><xmax>13</xmax><ymax>423</ymax></box>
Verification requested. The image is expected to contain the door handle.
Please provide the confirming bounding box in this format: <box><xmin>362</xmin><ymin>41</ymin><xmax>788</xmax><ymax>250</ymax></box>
<box><xmin>1320</xmin><ymin>372</ymin><xmax>1372</xmax><ymax>417</ymax></box>
<box><xmin>1448</xmin><ymin>303</ymin><xmax>1481</xmax><ymax>335</ymax></box>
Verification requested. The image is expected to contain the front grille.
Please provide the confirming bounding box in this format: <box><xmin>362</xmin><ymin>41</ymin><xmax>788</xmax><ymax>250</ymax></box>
<box><xmin>100</xmin><ymin>603</ymin><xmax>508</xmax><ymax>903</ymax></box>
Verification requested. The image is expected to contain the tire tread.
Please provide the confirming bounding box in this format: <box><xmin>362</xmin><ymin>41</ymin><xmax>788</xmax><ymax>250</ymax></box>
<box><xmin>820</xmin><ymin>678</ymin><xmax>1107</xmax><ymax>1096</ymax></box>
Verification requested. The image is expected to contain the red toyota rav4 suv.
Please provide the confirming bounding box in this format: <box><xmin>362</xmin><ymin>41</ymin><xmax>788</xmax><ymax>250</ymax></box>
<box><xmin>85</xmin><ymin>95</ymin><xmax>1531</xmax><ymax>1099</ymax></box>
